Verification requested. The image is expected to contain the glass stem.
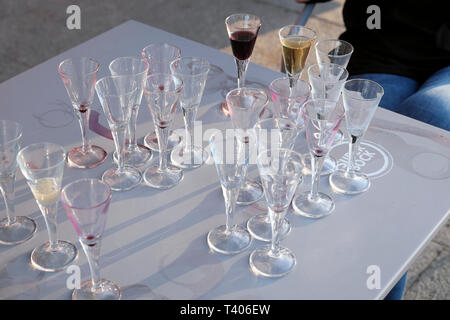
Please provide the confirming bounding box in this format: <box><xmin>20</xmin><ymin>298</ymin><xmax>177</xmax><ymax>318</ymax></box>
<box><xmin>310</xmin><ymin>153</ymin><xmax>326</xmax><ymax>201</ymax></box>
<box><xmin>183</xmin><ymin>106</ymin><xmax>198</xmax><ymax>163</ymax></box>
<box><xmin>222</xmin><ymin>187</ymin><xmax>238</xmax><ymax>235</ymax></box>
<box><xmin>346</xmin><ymin>135</ymin><xmax>360</xmax><ymax>174</ymax></box>
<box><xmin>127</xmin><ymin>106</ymin><xmax>139</xmax><ymax>151</ymax></box>
<box><xmin>80</xmin><ymin>239</ymin><xmax>102</xmax><ymax>291</ymax></box>
<box><xmin>77</xmin><ymin>110</ymin><xmax>90</xmax><ymax>152</ymax></box>
<box><xmin>0</xmin><ymin>173</ymin><xmax>16</xmax><ymax>224</ymax></box>
<box><xmin>41</xmin><ymin>202</ymin><xmax>59</xmax><ymax>250</ymax></box>
<box><xmin>236</xmin><ymin>59</ymin><xmax>248</xmax><ymax>88</ymax></box>
<box><xmin>111</xmin><ymin>129</ymin><xmax>126</xmax><ymax>173</ymax></box>
<box><xmin>268</xmin><ymin>207</ymin><xmax>286</xmax><ymax>257</ymax></box>
<box><xmin>156</xmin><ymin>124</ymin><xmax>170</xmax><ymax>171</ymax></box>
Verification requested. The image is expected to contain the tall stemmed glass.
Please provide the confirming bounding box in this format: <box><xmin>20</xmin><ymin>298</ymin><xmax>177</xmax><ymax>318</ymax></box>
<box><xmin>247</xmin><ymin>118</ymin><xmax>302</xmax><ymax>242</ymax></box>
<box><xmin>109</xmin><ymin>56</ymin><xmax>152</xmax><ymax>168</ymax></box>
<box><xmin>279</xmin><ymin>25</ymin><xmax>316</xmax><ymax>89</ymax></box>
<box><xmin>17</xmin><ymin>143</ymin><xmax>77</xmax><ymax>271</ymax></box>
<box><xmin>142</xmin><ymin>43</ymin><xmax>182</xmax><ymax>152</ymax></box>
<box><xmin>207</xmin><ymin>131</ymin><xmax>251</xmax><ymax>254</ymax></box>
<box><xmin>315</xmin><ymin>39</ymin><xmax>353</xmax><ymax>68</ymax></box>
<box><xmin>292</xmin><ymin>99</ymin><xmax>345</xmax><ymax>218</ymax></box>
<box><xmin>170</xmin><ymin>57</ymin><xmax>210</xmax><ymax>169</ymax></box>
<box><xmin>0</xmin><ymin>121</ymin><xmax>36</xmax><ymax>245</ymax></box>
<box><xmin>61</xmin><ymin>178</ymin><xmax>120</xmax><ymax>300</ymax></box>
<box><xmin>226</xmin><ymin>87</ymin><xmax>269</xmax><ymax>205</ymax></box>
<box><xmin>95</xmin><ymin>75</ymin><xmax>142</xmax><ymax>192</ymax></box>
<box><xmin>249</xmin><ymin>148</ymin><xmax>303</xmax><ymax>278</ymax></box>
<box><xmin>302</xmin><ymin>63</ymin><xmax>349</xmax><ymax>176</ymax></box>
<box><xmin>143</xmin><ymin>74</ymin><xmax>184</xmax><ymax>189</ymax></box>
<box><xmin>329</xmin><ymin>79</ymin><xmax>384</xmax><ymax>194</ymax></box>
<box><xmin>58</xmin><ymin>58</ymin><xmax>107</xmax><ymax>169</ymax></box>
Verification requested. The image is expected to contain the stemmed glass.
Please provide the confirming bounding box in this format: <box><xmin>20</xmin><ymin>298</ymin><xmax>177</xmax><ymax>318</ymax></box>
<box><xmin>226</xmin><ymin>87</ymin><xmax>269</xmax><ymax>205</ymax></box>
<box><xmin>143</xmin><ymin>74</ymin><xmax>184</xmax><ymax>189</ymax></box>
<box><xmin>329</xmin><ymin>79</ymin><xmax>384</xmax><ymax>194</ymax></box>
<box><xmin>207</xmin><ymin>131</ymin><xmax>251</xmax><ymax>254</ymax></box>
<box><xmin>292</xmin><ymin>99</ymin><xmax>345</xmax><ymax>218</ymax></box>
<box><xmin>142</xmin><ymin>43</ymin><xmax>182</xmax><ymax>152</ymax></box>
<box><xmin>58</xmin><ymin>58</ymin><xmax>108</xmax><ymax>169</ymax></box>
<box><xmin>302</xmin><ymin>63</ymin><xmax>349</xmax><ymax>176</ymax></box>
<box><xmin>95</xmin><ymin>75</ymin><xmax>142</xmax><ymax>192</ymax></box>
<box><xmin>315</xmin><ymin>39</ymin><xmax>353</xmax><ymax>68</ymax></box>
<box><xmin>170</xmin><ymin>57</ymin><xmax>210</xmax><ymax>169</ymax></box>
<box><xmin>0</xmin><ymin>121</ymin><xmax>36</xmax><ymax>245</ymax></box>
<box><xmin>109</xmin><ymin>56</ymin><xmax>152</xmax><ymax>168</ymax></box>
<box><xmin>17</xmin><ymin>142</ymin><xmax>78</xmax><ymax>271</ymax></box>
<box><xmin>61</xmin><ymin>178</ymin><xmax>120</xmax><ymax>300</ymax></box>
<box><xmin>249</xmin><ymin>148</ymin><xmax>303</xmax><ymax>278</ymax></box>
<box><xmin>247</xmin><ymin>118</ymin><xmax>302</xmax><ymax>242</ymax></box>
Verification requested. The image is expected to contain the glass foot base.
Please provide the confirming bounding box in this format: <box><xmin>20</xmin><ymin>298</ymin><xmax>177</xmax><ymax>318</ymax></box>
<box><xmin>247</xmin><ymin>213</ymin><xmax>291</xmax><ymax>242</ymax></box>
<box><xmin>113</xmin><ymin>145</ymin><xmax>152</xmax><ymax>168</ymax></box>
<box><xmin>237</xmin><ymin>179</ymin><xmax>264</xmax><ymax>205</ymax></box>
<box><xmin>0</xmin><ymin>216</ymin><xmax>36</xmax><ymax>245</ymax></box>
<box><xmin>292</xmin><ymin>192</ymin><xmax>335</xmax><ymax>218</ymax></box>
<box><xmin>143</xmin><ymin>163</ymin><xmax>183</xmax><ymax>189</ymax></box>
<box><xmin>302</xmin><ymin>154</ymin><xmax>337</xmax><ymax>176</ymax></box>
<box><xmin>249</xmin><ymin>245</ymin><xmax>296</xmax><ymax>278</ymax></box>
<box><xmin>72</xmin><ymin>279</ymin><xmax>121</xmax><ymax>300</ymax></box>
<box><xmin>67</xmin><ymin>145</ymin><xmax>108</xmax><ymax>169</ymax></box>
<box><xmin>102</xmin><ymin>166</ymin><xmax>142</xmax><ymax>192</ymax></box>
<box><xmin>144</xmin><ymin>131</ymin><xmax>181</xmax><ymax>152</ymax></box>
<box><xmin>31</xmin><ymin>240</ymin><xmax>78</xmax><ymax>272</ymax></box>
<box><xmin>207</xmin><ymin>225</ymin><xmax>251</xmax><ymax>255</ymax></box>
<box><xmin>170</xmin><ymin>145</ymin><xmax>208</xmax><ymax>169</ymax></box>
<box><xmin>329</xmin><ymin>170</ymin><xmax>371</xmax><ymax>194</ymax></box>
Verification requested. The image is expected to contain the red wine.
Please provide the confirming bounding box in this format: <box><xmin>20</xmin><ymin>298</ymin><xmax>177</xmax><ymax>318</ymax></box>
<box><xmin>229</xmin><ymin>30</ymin><xmax>258</xmax><ymax>61</ymax></box>
<box><xmin>79</xmin><ymin>104</ymin><xmax>88</xmax><ymax>113</ymax></box>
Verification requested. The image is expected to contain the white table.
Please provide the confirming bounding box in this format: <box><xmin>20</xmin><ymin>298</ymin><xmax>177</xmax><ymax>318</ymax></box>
<box><xmin>0</xmin><ymin>20</ymin><xmax>449</xmax><ymax>300</ymax></box>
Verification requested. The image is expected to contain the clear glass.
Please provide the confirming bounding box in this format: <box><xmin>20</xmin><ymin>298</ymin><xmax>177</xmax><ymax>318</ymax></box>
<box><xmin>226</xmin><ymin>87</ymin><xmax>269</xmax><ymax>205</ymax></box>
<box><xmin>142</xmin><ymin>43</ymin><xmax>182</xmax><ymax>153</ymax></box>
<box><xmin>17</xmin><ymin>142</ymin><xmax>77</xmax><ymax>271</ymax></box>
<box><xmin>207</xmin><ymin>132</ymin><xmax>251</xmax><ymax>254</ymax></box>
<box><xmin>95</xmin><ymin>75</ymin><xmax>142</xmax><ymax>192</ymax></box>
<box><xmin>315</xmin><ymin>39</ymin><xmax>354</xmax><ymax>68</ymax></box>
<box><xmin>109</xmin><ymin>56</ymin><xmax>152</xmax><ymax>168</ymax></box>
<box><xmin>170</xmin><ymin>57</ymin><xmax>210</xmax><ymax>169</ymax></box>
<box><xmin>0</xmin><ymin>120</ymin><xmax>36</xmax><ymax>245</ymax></box>
<box><xmin>58</xmin><ymin>57</ymin><xmax>108</xmax><ymax>168</ymax></box>
<box><xmin>329</xmin><ymin>79</ymin><xmax>384</xmax><ymax>194</ymax></box>
<box><xmin>61</xmin><ymin>178</ymin><xmax>120</xmax><ymax>300</ymax></box>
<box><xmin>143</xmin><ymin>74</ymin><xmax>184</xmax><ymax>189</ymax></box>
<box><xmin>292</xmin><ymin>99</ymin><xmax>345</xmax><ymax>219</ymax></box>
<box><xmin>249</xmin><ymin>148</ymin><xmax>303</xmax><ymax>278</ymax></box>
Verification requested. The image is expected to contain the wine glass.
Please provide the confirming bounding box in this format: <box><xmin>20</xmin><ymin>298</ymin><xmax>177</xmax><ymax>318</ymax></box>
<box><xmin>207</xmin><ymin>131</ymin><xmax>251</xmax><ymax>254</ymax></box>
<box><xmin>247</xmin><ymin>118</ymin><xmax>302</xmax><ymax>242</ymax></box>
<box><xmin>95</xmin><ymin>75</ymin><xmax>142</xmax><ymax>192</ymax></box>
<box><xmin>142</xmin><ymin>74</ymin><xmax>184</xmax><ymax>189</ymax></box>
<box><xmin>170</xmin><ymin>57</ymin><xmax>210</xmax><ymax>169</ymax></box>
<box><xmin>58</xmin><ymin>58</ymin><xmax>108</xmax><ymax>169</ymax></box>
<box><xmin>292</xmin><ymin>99</ymin><xmax>345</xmax><ymax>218</ymax></box>
<box><xmin>109</xmin><ymin>56</ymin><xmax>152</xmax><ymax>168</ymax></box>
<box><xmin>249</xmin><ymin>148</ymin><xmax>303</xmax><ymax>278</ymax></box>
<box><xmin>279</xmin><ymin>25</ymin><xmax>316</xmax><ymax>88</ymax></box>
<box><xmin>17</xmin><ymin>142</ymin><xmax>78</xmax><ymax>271</ymax></box>
<box><xmin>61</xmin><ymin>178</ymin><xmax>120</xmax><ymax>300</ymax></box>
<box><xmin>329</xmin><ymin>79</ymin><xmax>384</xmax><ymax>194</ymax></box>
<box><xmin>315</xmin><ymin>39</ymin><xmax>354</xmax><ymax>68</ymax></box>
<box><xmin>142</xmin><ymin>43</ymin><xmax>182</xmax><ymax>153</ymax></box>
<box><xmin>302</xmin><ymin>63</ymin><xmax>349</xmax><ymax>176</ymax></box>
<box><xmin>0</xmin><ymin>120</ymin><xmax>36</xmax><ymax>245</ymax></box>
<box><xmin>226</xmin><ymin>87</ymin><xmax>269</xmax><ymax>205</ymax></box>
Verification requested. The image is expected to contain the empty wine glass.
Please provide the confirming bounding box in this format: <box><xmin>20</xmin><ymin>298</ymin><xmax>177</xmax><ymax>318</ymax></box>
<box><xmin>249</xmin><ymin>148</ymin><xmax>303</xmax><ymax>278</ymax></box>
<box><xmin>207</xmin><ymin>131</ymin><xmax>251</xmax><ymax>254</ymax></box>
<box><xmin>95</xmin><ymin>75</ymin><xmax>142</xmax><ymax>192</ymax></box>
<box><xmin>226</xmin><ymin>87</ymin><xmax>269</xmax><ymax>205</ymax></box>
<box><xmin>61</xmin><ymin>178</ymin><xmax>120</xmax><ymax>300</ymax></box>
<box><xmin>58</xmin><ymin>58</ymin><xmax>108</xmax><ymax>169</ymax></box>
<box><xmin>329</xmin><ymin>79</ymin><xmax>384</xmax><ymax>194</ymax></box>
<box><xmin>109</xmin><ymin>56</ymin><xmax>152</xmax><ymax>168</ymax></box>
<box><xmin>142</xmin><ymin>43</ymin><xmax>182</xmax><ymax>153</ymax></box>
<box><xmin>143</xmin><ymin>74</ymin><xmax>184</xmax><ymax>189</ymax></box>
<box><xmin>0</xmin><ymin>120</ymin><xmax>36</xmax><ymax>245</ymax></box>
<box><xmin>17</xmin><ymin>142</ymin><xmax>78</xmax><ymax>271</ymax></box>
<box><xmin>315</xmin><ymin>39</ymin><xmax>354</xmax><ymax>68</ymax></box>
<box><xmin>170</xmin><ymin>57</ymin><xmax>210</xmax><ymax>169</ymax></box>
<box><xmin>302</xmin><ymin>63</ymin><xmax>349</xmax><ymax>176</ymax></box>
<box><xmin>292</xmin><ymin>99</ymin><xmax>345</xmax><ymax>218</ymax></box>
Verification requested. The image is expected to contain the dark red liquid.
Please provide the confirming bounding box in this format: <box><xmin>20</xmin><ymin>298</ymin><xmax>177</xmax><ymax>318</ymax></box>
<box><xmin>79</xmin><ymin>104</ymin><xmax>88</xmax><ymax>113</ymax></box>
<box><xmin>86</xmin><ymin>235</ymin><xmax>96</xmax><ymax>247</ymax></box>
<box><xmin>229</xmin><ymin>30</ymin><xmax>258</xmax><ymax>60</ymax></box>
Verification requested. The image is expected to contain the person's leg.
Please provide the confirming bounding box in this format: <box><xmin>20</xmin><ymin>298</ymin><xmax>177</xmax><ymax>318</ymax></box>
<box><xmin>396</xmin><ymin>66</ymin><xmax>450</xmax><ymax>131</ymax></box>
<box><xmin>384</xmin><ymin>273</ymin><xmax>407</xmax><ymax>300</ymax></box>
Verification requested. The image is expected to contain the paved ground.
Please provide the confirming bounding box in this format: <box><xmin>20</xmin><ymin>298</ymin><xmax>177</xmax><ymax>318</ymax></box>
<box><xmin>0</xmin><ymin>0</ymin><xmax>448</xmax><ymax>299</ymax></box>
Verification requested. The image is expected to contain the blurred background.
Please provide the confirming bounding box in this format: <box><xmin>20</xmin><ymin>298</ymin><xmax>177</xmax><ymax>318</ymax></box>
<box><xmin>0</xmin><ymin>0</ymin><xmax>448</xmax><ymax>299</ymax></box>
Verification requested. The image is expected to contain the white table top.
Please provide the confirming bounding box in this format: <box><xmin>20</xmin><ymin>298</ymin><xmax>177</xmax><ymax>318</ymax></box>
<box><xmin>0</xmin><ymin>20</ymin><xmax>449</xmax><ymax>300</ymax></box>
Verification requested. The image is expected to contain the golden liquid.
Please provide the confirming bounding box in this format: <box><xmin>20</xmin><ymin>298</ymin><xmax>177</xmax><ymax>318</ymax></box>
<box><xmin>30</xmin><ymin>178</ymin><xmax>60</xmax><ymax>207</ymax></box>
<box><xmin>281</xmin><ymin>36</ymin><xmax>313</xmax><ymax>76</ymax></box>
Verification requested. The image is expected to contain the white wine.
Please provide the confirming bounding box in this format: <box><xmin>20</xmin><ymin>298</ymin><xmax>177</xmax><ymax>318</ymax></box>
<box><xmin>30</xmin><ymin>178</ymin><xmax>60</xmax><ymax>207</ymax></box>
<box><xmin>281</xmin><ymin>36</ymin><xmax>313</xmax><ymax>76</ymax></box>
